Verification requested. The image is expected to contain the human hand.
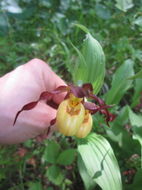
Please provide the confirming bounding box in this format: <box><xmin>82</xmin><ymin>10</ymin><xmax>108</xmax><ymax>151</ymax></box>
<box><xmin>0</xmin><ymin>58</ymin><xmax>66</xmax><ymax>144</ymax></box>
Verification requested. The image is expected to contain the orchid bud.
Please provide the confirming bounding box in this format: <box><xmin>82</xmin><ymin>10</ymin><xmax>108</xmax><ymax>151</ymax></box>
<box><xmin>56</xmin><ymin>98</ymin><xmax>85</xmax><ymax>136</ymax></box>
<box><xmin>75</xmin><ymin>110</ymin><xmax>92</xmax><ymax>138</ymax></box>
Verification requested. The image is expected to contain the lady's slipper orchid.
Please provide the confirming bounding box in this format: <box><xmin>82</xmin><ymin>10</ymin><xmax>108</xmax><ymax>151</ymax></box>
<box><xmin>56</xmin><ymin>98</ymin><xmax>85</xmax><ymax>136</ymax></box>
<box><xmin>13</xmin><ymin>83</ymin><xmax>115</xmax><ymax>138</ymax></box>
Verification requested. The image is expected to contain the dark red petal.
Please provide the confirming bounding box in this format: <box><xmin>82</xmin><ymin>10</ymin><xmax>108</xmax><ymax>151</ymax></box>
<box><xmin>50</xmin><ymin>118</ymin><xmax>56</xmax><ymax>125</ymax></box>
<box><xmin>69</xmin><ymin>84</ymin><xmax>85</xmax><ymax>98</ymax></box>
<box><xmin>83</xmin><ymin>102</ymin><xmax>99</xmax><ymax>111</ymax></box>
<box><xmin>39</xmin><ymin>91</ymin><xmax>53</xmax><ymax>100</ymax></box>
<box><xmin>106</xmin><ymin>112</ymin><xmax>116</xmax><ymax>122</ymax></box>
<box><xmin>64</xmin><ymin>93</ymin><xmax>70</xmax><ymax>100</ymax></box>
<box><xmin>13</xmin><ymin>101</ymin><xmax>38</xmax><ymax>125</ymax></box>
<box><xmin>13</xmin><ymin>85</ymin><xmax>68</xmax><ymax>125</ymax></box>
<box><xmin>46</xmin><ymin>100</ymin><xmax>59</xmax><ymax>109</ymax></box>
<box><xmin>52</xmin><ymin>85</ymin><xmax>69</xmax><ymax>94</ymax></box>
<box><xmin>100</xmin><ymin>109</ymin><xmax>116</xmax><ymax>125</ymax></box>
<box><xmin>83</xmin><ymin>101</ymin><xmax>111</xmax><ymax>113</ymax></box>
<box><xmin>82</xmin><ymin>83</ymin><xmax>93</xmax><ymax>93</ymax></box>
<box><xmin>83</xmin><ymin>101</ymin><xmax>115</xmax><ymax>126</ymax></box>
<box><xmin>89</xmin><ymin>94</ymin><xmax>105</xmax><ymax>105</ymax></box>
<box><xmin>46</xmin><ymin>126</ymin><xmax>51</xmax><ymax>137</ymax></box>
<box><xmin>69</xmin><ymin>83</ymin><xmax>92</xmax><ymax>98</ymax></box>
<box><xmin>39</xmin><ymin>85</ymin><xmax>68</xmax><ymax>100</ymax></box>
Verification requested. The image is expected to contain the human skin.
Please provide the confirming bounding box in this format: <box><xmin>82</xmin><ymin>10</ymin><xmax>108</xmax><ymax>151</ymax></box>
<box><xmin>0</xmin><ymin>58</ymin><xmax>66</xmax><ymax>144</ymax></box>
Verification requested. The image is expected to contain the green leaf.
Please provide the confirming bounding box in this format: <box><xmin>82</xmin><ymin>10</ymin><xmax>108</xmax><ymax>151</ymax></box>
<box><xmin>47</xmin><ymin>188</ymin><xmax>54</xmax><ymax>190</ymax></box>
<box><xmin>95</xmin><ymin>3</ymin><xmax>111</xmax><ymax>20</ymax></box>
<box><xmin>128</xmin><ymin>108</ymin><xmax>142</xmax><ymax>127</ymax></box>
<box><xmin>73</xmin><ymin>27</ymin><xmax>105</xmax><ymax>94</ymax></box>
<box><xmin>43</xmin><ymin>140</ymin><xmax>61</xmax><ymax>164</ymax></box>
<box><xmin>126</xmin><ymin>169</ymin><xmax>142</xmax><ymax>190</ymax></box>
<box><xmin>106</xmin><ymin>106</ymin><xmax>131</xmax><ymax>146</ymax></box>
<box><xmin>106</xmin><ymin>106</ymin><xmax>139</xmax><ymax>155</ymax></box>
<box><xmin>24</xmin><ymin>139</ymin><xmax>33</xmax><ymax>148</ymax></box>
<box><xmin>131</xmin><ymin>78</ymin><xmax>142</xmax><ymax>107</ymax></box>
<box><xmin>78</xmin><ymin>133</ymin><xmax>122</xmax><ymax>190</ymax></box>
<box><xmin>133</xmin><ymin>128</ymin><xmax>142</xmax><ymax>170</ymax></box>
<box><xmin>45</xmin><ymin>165</ymin><xmax>64</xmax><ymax>185</ymax></box>
<box><xmin>71</xmin><ymin>41</ymin><xmax>87</xmax><ymax>71</ymax></box>
<box><xmin>133</xmin><ymin>16</ymin><xmax>142</xmax><ymax>27</ymax></box>
<box><xmin>128</xmin><ymin>108</ymin><xmax>142</xmax><ymax>168</ymax></box>
<box><xmin>105</xmin><ymin>59</ymin><xmax>134</xmax><ymax>105</ymax></box>
<box><xmin>57</xmin><ymin>149</ymin><xmax>76</xmax><ymax>166</ymax></box>
<box><xmin>115</xmin><ymin>0</ymin><xmax>134</xmax><ymax>12</ymax></box>
<box><xmin>0</xmin><ymin>13</ymin><xmax>9</xmax><ymax>36</ymax></box>
<box><xmin>28</xmin><ymin>181</ymin><xmax>42</xmax><ymax>190</ymax></box>
<box><xmin>78</xmin><ymin>155</ymin><xmax>96</xmax><ymax>190</ymax></box>
<box><xmin>40</xmin><ymin>0</ymin><xmax>53</xmax><ymax>8</ymax></box>
<box><xmin>0</xmin><ymin>168</ymin><xmax>6</xmax><ymax>180</ymax></box>
<box><xmin>73</xmin><ymin>23</ymin><xmax>89</xmax><ymax>34</ymax></box>
<box><xmin>129</xmin><ymin>70</ymin><xmax>142</xmax><ymax>80</ymax></box>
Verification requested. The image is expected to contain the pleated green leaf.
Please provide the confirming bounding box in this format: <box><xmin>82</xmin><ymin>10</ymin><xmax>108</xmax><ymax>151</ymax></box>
<box><xmin>73</xmin><ymin>25</ymin><xmax>105</xmax><ymax>94</ymax></box>
<box><xmin>105</xmin><ymin>59</ymin><xmax>134</xmax><ymax>105</ymax></box>
<box><xmin>78</xmin><ymin>133</ymin><xmax>122</xmax><ymax>190</ymax></box>
<box><xmin>115</xmin><ymin>0</ymin><xmax>134</xmax><ymax>12</ymax></box>
<box><xmin>78</xmin><ymin>155</ymin><xmax>96</xmax><ymax>190</ymax></box>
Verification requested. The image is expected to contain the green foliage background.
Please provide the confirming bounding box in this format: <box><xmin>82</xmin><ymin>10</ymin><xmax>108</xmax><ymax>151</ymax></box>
<box><xmin>0</xmin><ymin>0</ymin><xmax>142</xmax><ymax>190</ymax></box>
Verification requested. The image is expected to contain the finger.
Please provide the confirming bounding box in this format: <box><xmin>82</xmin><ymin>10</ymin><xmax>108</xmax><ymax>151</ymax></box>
<box><xmin>25</xmin><ymin>58</ymin><xmax>67</xmax><ymax>104</ymax></box>
<box><xmin>0</xmin><ymin>102</ymin><xmax>57</xmax><ymax>144</ymax></box>
<box><xmin>17</xmin><ymin>101</ymin><xmax>57</xmax><ymax>131</ymax></box>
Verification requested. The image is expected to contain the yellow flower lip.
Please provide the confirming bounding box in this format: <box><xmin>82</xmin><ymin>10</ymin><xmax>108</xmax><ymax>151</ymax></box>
<box><xmin>68</xmin><ymin>93</ymin><xmax>83</xmax><ymax>107</ymax></box>
<box><xmin>75</xmin><ymin>111</ymin><xmax>93</xmax><ymax>138</ymax></box>
<box><xmin>56</xmin><ymin>94</ymin><xmax>93</xmax><ymax>138</ymax></box>
<box><xmin>56</xmin><ymin>99</ymin><xmax>85</xmax><ymax>136</ymax></box>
